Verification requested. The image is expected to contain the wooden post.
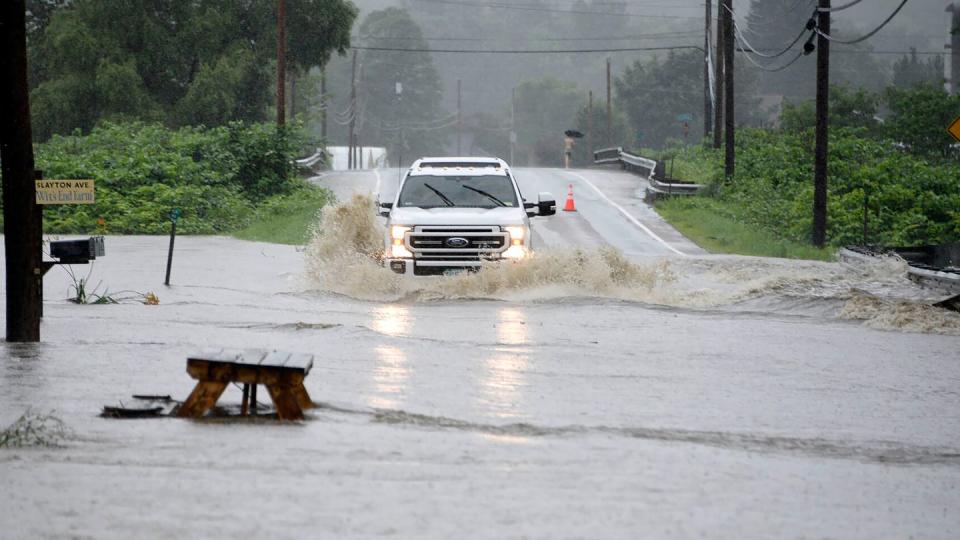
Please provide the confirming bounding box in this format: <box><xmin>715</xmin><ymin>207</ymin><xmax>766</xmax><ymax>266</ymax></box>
<box><xmin>606</xmin><ymin>58</ymin><xmax>612</xmax><ymax>146</ymax></box>
<box><xmin>348</xmin><ymin>50</ymin><xmax>358</xmax><ymax>170</ymax></box>
<box><xmin>510</xmin><ymin>87</ymin><xmax>516</xmax><ymax>165</ymax></box>
<box><xmin>457</xmin><ymin>78</ymin><xmax>462</xmax><ymax>155</ymax></box>
<box><xmin>587</xmin><ymin>91</ymin><xmax>594</xmax><ymax>162</ymax></box>
<box><xmin>1</xmin><ymin>0</ymin><xmax>42</xmax><ymax>342</ymax></box>
<box><xmin>321</xmin><ymin>68</ymin><xmax>328</xmax><ymax>141</ymax></box>
<box><xmin>813</xmin><ymin>0</ymin><xmax>830</xmax><ymax>247</ymax></box>
<box><xmin>713</xmin><ymin>0</ymin><xmax>724</xmax><ymax>150</ymax></box>
<box><xmin>704</xmin><ymin>0</ymin><xmax>713</xmax><ymax>138</ymax></box>
<box><xmin>276</xmin><ymin>0</ymin><xmax>286</xmax><ymax>127</ymax></box>
<box><xmin>722</xmin><ymin>0</ymin><xmax>735</xmax><ymax>178</ymax></box>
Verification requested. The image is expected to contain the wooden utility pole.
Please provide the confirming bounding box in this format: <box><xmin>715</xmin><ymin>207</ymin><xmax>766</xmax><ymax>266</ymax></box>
<box><xmin>948</xmin><ymin>4</ymin><xmax>959</xmax><ymax>95</ymax></box>
<box><xmin>713</xmin><ymin>1</ymin><xmax>724</xmax><ymax>150</ymax></box>
<box><xmin>276</xmin><ymin>0</ymin><xmax>286</xmax><ymax>127</ymax></box>
<box><xmin>457</xmin><ymin>78</ymin><xmax>462</xmax><ymax>155</ymax></box>
<box><xmin>321</xmin><ymin>68</ymin><xmax>328</xmax><ymax>141</ymax></box>
<box><xmin>510</xmin><ymin>87</ymin><xmax>516</xmax><ymax>165</ymax></box>
<box><xmin>587</xmin><ymin>91</ymin><xmax>594</xmax><ymax>161</ymax></box>
<box><xmin>704</xmin><ymin>0</ymin><xmax>713</xmax><ymax>139</ymax></box>
<box><xmin>606</xmin><ymin>58</ymin><xmax>612</xmax><ymax>146</ymax></box>
<box><xmin>813</xmin><ymin>0</ymin><xmax>831</xmax><ymax>247</ymax></box>
<box><xmin>722</xmin><ymin>0</ymin><xmax>735</xmax><ymax>178</ymax></box>
<box><xmin>348</xmin><ymin>50</ymin><xmax>357</xmax><ymax>170</ymax></box>
<box><xmin>1</xmin><ymin>0</ymin><xmax>42</xmax><ymax>342</ymax></box>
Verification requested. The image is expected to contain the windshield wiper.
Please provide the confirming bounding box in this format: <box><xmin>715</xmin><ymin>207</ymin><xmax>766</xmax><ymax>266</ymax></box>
<box><xmin>422</xmin><ymin>183</ymin><xmax>455</xmax><ymax>206</ymax></box>
<box><xmin>461</xmin><ymin>184</ymin><xmax>506</xmax><ymax>207</ymax></box>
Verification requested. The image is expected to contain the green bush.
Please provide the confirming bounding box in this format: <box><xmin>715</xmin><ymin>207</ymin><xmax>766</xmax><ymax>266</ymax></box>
<box><xmin>661</xmin><ymin>128</ymin><xmax>960</xmax><ymax>249</ymax></box>
<box><xmin>26</xmin><ymin>121</ymin><xmax>313</xmax><ymax>234</ymax></box>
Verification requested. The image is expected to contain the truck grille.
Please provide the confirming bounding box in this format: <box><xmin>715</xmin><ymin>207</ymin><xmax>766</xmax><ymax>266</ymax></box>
<box><xmin>406</xmin><ymin>226</ymin><xmax>508</xmax><ymax>260</ymax></box>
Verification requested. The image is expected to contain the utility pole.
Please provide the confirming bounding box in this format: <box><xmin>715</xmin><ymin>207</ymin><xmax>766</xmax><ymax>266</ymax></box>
<box><xmin>510</xmin><ymin>87</ymin><xmax>516</xmax><ymax>165</ymax></box>
<box><xmin>606</xmin><ymin>58</ymin><xmax>612</xmax><ymax>146</ymax></box>
<box><xmin>321</xmin><ymin>68</ymin><xmax>328</xmax><ymax>142</ymax></box>
<box><xmin>276</xmin><ymin>0</ymin><xmax>286</xmax><ymax>127</ymax></box>
<box><xmin>1</xmin><ymin>0</ymin><xmax>42</xmax><ymax>342</ymax></box>
<box><xmin>813</xmin><ymin>0</ymin><xmax>830</xmax><ymax>247</ymax></box>
<box><xmin>704</xmin><ymin>0</ymin><xmax>713</xmax><ymax>139</ymax></box>
<box><xmin>713</xmin><ymin>0</ymin><xmax>725</xmax><ymax>150</ymax></box>
<box><xmin>457</xmin><ymin>78</ymin><xmax>462</xmax><ymax>155</ymax></box>
<box><xmin>722</xmin><ymin>0</ymin><xmax>735</xmax><ymax>178</ymax></box>
<box><xmin>348</xmin><ymin>50</ymin><xmax>357</xmax><ymax>170</ymax></box>
<box><xmin>587</xmin><ymin>91</ymin><xmax>594</xmax><ymax>162</ymax></box>
<box><xmin>949</xmin><ymin>4</ymin><xmax>959</xmax><ymax>94</ymax></box>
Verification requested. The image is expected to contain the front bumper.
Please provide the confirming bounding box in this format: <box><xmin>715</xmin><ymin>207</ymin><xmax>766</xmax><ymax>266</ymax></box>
<box><xmin>385</xmin><ymin>257</ymin><xmax>490</xmax><ymax>276</ymax></box>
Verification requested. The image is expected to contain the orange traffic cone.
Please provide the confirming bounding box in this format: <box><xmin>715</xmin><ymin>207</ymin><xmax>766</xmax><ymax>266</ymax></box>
<box><xmin>563</xmin><ymin>184</ymin><xmax>577</xmax><ymax>212</ymax></box>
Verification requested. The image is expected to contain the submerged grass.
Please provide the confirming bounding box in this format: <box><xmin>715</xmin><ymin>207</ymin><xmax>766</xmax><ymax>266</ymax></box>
<box><xmin>656</xmin><ymin>196</ymin><xmax>834</xmax><ymax>261</ymax></box>
<box><xmin>0</xmin><ymin>411</ymin><xmax>68</xmax><ymax>448</ymax></box>
<box><xmin>232</xmin><ymin>184</ymin><xmax>334</xmax><ymax>245</ymax></box>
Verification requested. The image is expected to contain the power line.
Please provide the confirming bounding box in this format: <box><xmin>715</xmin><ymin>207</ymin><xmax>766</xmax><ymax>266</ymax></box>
<box><xmin>407</xmin><ymin>0</ymin><xmax>701</xmax><ymax>20</ymax></box>
<box><xmin>727</xmin><ymin>5</ymin><xmax>816</xmax><ymax>59</ymax></box>
<box><xmin>818</xmin><ymin>0</ymin><xmax>863</xmax><ymax>12</ymax></box>
<box><xmin>353</xmin><ymin>31</ymin><xmax>703</xmax><ymax>43</ymax></box>
<box><xmin>349</xmin><ymin>45</ymin><xmax>704</xmax><ymax>54</ymax></box>
<box><xmin>815</xmin><ymin>0</ymin><xmax>910</xmax><ymax>45</ymax></box>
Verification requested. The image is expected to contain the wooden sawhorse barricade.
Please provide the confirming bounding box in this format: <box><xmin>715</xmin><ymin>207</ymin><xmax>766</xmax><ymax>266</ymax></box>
<box><xmin>177</xmin><ymin>348</ymin><xmax>315</xmax><ymax>420</ymax></box>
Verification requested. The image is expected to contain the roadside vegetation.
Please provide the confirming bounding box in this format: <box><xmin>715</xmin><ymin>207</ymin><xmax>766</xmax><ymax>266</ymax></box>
<box><xmin>649</xmin><ymin>85</ymin><xmax>960</xmax><ymax>257</ymax></box>
<box><xmin>24</xmin><ymin>121</ymin><xmax>332</xmax><ymax>241</ymax></box>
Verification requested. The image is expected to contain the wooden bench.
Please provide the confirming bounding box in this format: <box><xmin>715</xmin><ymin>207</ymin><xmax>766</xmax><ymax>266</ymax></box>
<box><xmin>177</xmin><ymin>348</ymin><xmax>315</xmax><ymax>420</ymax></box>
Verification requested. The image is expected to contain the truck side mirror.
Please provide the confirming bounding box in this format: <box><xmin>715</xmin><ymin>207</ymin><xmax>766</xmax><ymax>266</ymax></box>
<box><xmin>379</xmin><ymin>202</ymin><xmax>393</xmax><ymax>218</ymax></box>
<box><xmin>537</xmin><ymin>192</ymin><xmax>556</xmax><ymax>217</ymax></box>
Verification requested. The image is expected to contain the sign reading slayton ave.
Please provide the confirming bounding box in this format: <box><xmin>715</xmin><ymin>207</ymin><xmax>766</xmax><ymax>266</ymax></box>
<box><xmin>949</xmin><ymin>116</ymin><xmax>960</xmax><ymax>143</ymax></box>
<box><xmin>35</xmin><ymin>179</ymin><xmax>95</xmax><ymax>205</ymax></box>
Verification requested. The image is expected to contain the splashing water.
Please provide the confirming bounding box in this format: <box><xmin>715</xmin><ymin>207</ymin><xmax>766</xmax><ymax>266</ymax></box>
<box><xmin>303</xmin><ymin>195</ymin><xmax>960</xmax><ymax>334</ymax></box>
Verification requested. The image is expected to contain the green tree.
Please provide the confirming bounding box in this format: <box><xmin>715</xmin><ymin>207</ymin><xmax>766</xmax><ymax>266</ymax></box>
<box><xmin>743</xmin><ymin>0</ymin><xmax>887</xmax><ymax>98</ymax></box>
<box><xmin>514</xmin><ymin>78</ymin><xmax>584</xmax><ymax>166</ymax></box>
<box><xmin>352</xmin><ymin>8</ymin><xmax>447</xmax><ymax>163</ymax></box>
<box><xmin>572</xmin><ymin>102</ymin><xmax>629</xmax><ymax>165</ymax></box>
<box><xmin>781</xmin><ymin>85</ymin><xmax>879</xmax><ymax>132</ymax></box>
<box><xmin>883</xmin><ymin>84</ymin><xmax>960</xmax><ymax>158</ymax></box>
<box><xmin>616</xmin><ymin>50</ymin><xmax>760</xmax><ymax>149</ymax></box>
<box><xmin>28</xmin><ymin>0</ymin><xmax>356</xmax><ymax>140</ymax></box>
<box><xmin>892</xmin><ymin>49</ymin><xmax>946</xmax><ymax>89</ymax></box>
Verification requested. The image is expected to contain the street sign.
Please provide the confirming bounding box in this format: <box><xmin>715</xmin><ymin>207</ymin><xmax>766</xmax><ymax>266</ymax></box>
<box><xmin>35</xmin><ymin>179</ymin><xmax>95</xmax><ymax>204</ymax></box>
<box><xmin>948</xmin><ymin>115</ymin><xmax>960</xmax><ymax>143</ymax></box>
<box><xmin>169</xmin><ymin>208</ymin><xmax>182</xmax><ymax>222</ymax></box>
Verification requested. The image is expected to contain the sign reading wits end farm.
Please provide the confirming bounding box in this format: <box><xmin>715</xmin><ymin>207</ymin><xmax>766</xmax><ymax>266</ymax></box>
<box><xmin>35</xmin><ymin>179</ymin><xmax>95</xmax><ymax>204</ymax></box>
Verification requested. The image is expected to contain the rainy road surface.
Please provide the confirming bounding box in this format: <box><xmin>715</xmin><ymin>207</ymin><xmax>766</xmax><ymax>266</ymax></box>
<box><xmin>2</xmin><ymin>166</ymin><xmax>960</xmax><ymax>539</ymax></box>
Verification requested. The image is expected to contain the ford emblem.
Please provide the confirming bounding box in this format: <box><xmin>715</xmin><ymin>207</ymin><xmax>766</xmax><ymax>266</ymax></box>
<box><xmin>445</xmin><ymin>237</ymin><xmax>470</xmax><ymax>248</ymax></box>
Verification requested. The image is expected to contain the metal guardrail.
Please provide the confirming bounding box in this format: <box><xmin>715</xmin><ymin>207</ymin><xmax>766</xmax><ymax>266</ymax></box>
<box><xmin>593</xmin><ymin>147</ymin><xmax>703</xmax><ymax>199</ymax></box>
<box><xmin>593</xmin><ymin>147</ymin><xmax>623</xmax><ymax>164</ymax></box>
<box><xmin>295</xmin><ymin>148</ymin><xmax>326</xmax><ymax>170</ymax></box>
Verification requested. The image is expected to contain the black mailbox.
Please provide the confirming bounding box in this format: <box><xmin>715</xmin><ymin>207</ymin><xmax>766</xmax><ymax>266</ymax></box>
<box><xmin>50</xmin><ymin>236</ymin><xmax>105</xmax><ymax>262</ymax></box>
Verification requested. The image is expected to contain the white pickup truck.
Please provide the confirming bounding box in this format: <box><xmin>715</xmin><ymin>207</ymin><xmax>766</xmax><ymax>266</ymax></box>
<box><xmin>379</xmin><ymin>157</ymin><xmax>556</xmax><ymax>276</ymax></box>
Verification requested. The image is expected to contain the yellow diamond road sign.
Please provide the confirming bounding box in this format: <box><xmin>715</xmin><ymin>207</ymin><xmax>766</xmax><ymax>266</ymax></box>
<box><xmin>949</xmin><ymin>116</ymin><xmax>960</xmax><ymax>143</ymax></box>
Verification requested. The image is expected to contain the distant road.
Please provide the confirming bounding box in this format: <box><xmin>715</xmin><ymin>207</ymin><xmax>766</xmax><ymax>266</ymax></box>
<box><xmin>309</xmin><ymin>166</ymin><xmax>706</xmax><ymax>259</ymax></box>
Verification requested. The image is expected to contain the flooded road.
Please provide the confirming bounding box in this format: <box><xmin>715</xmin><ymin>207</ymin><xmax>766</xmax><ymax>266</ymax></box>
<box><xmin>2</xmin><ymin>167</ymin><xmax>959</xmax><ymax>538</ymax></box>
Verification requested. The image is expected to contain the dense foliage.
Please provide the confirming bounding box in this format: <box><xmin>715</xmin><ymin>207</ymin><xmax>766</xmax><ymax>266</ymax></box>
<box><xmin>615</xmin><ymin>51</ymin><xmax>761</xmax><ymax>149</ymax></box>
<box><xmin>348</xmin><ymin>8</ymin><xmax>448</xmax><ymax>164</ymax></box>
<box><xmin>27</xmin><ymin>0</ymin><xmax>356</xmax><ymax>140</ymax></box>
<box><xmin>660</xmin><ymin>126</ymin><xmax>960</xmax><ymax>248</ymax></box>
<box><xmin>32</xmin><ymin>122</ymin><xmax>314</xmax><ymax>234</ymax></box>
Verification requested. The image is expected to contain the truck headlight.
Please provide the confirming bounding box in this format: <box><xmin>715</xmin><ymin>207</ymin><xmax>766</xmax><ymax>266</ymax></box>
<box><xmin>504</xmin><ymin>226</ymin><xmax>526</xmax><ymax>246</ymax></box>
<box><xmin>390</xmin><ymin>226</ymin><xmax>412</xmax><ymax>258</ymax></box>
<box><xmin>502</xmin><ymin>245</ymin><xmax>527</xmax><ymax>259</ymax></box>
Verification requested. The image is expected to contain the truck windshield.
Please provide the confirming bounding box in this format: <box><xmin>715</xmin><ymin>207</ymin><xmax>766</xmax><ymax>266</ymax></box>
<box><xmin>397</xmin><ymin>175</ymin><xmax>519</xmax><ymax>209</ymax></box>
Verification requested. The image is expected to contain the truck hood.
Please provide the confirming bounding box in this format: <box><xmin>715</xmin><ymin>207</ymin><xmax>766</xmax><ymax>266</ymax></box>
<box><xmin>389</xmin><ymin>206</ymin><xmax>526</xmax><ymax>226</ymax></box>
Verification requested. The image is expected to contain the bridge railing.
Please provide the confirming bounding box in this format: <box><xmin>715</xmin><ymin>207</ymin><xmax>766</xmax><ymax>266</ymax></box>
<box><xmin>592</xmin><ymin>147</ymin><xmax>704</xmax><ymax>199</ymax></box>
